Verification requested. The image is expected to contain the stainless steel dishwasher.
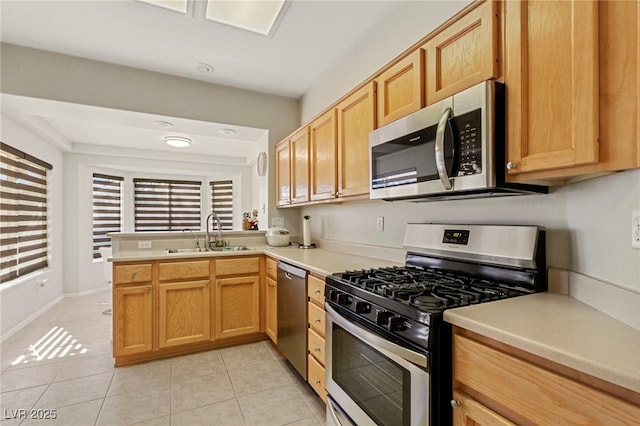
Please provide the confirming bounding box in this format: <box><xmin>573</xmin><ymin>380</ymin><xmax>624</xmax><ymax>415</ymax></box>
<box><xmin>276</xmin><ymin>261</ymin><xmax>308</xmax><ymax>380</ymax></box>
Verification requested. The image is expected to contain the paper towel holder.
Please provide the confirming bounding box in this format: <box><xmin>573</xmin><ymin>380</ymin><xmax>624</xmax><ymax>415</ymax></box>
<box><xmin>299</xmin><ymin>215</ymin><xmax>316</xmax><ymax>249</ymax></box>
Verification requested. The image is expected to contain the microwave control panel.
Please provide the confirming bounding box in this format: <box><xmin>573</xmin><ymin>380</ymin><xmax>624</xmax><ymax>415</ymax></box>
<box><xmin>454</xmin><ymin>109</ymin><xmax>482</xmax><ymax>176</ymax></box>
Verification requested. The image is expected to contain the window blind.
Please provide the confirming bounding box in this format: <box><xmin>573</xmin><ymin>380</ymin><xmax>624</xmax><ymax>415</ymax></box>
<box><xmin>1</xmin><ymin>143</ymin><xmax>52</xmax><ymax>284</ymax></box>
<box><xmin>134</xmin><ymin>178</ymin><xmax>201</xmax><ymax>231</ymax></box>
<box><xmin>92</xmin><ymin>173</ymin><xmax>123</xmax><ymax>259</ymax></box>
<box><xmin>210</xmin><ymin>180</ymin><xmax>233</xmax><ymax>230</ymax></box>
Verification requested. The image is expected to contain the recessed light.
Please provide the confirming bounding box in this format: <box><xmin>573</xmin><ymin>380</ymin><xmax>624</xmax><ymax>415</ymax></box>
<box><xmin>165</xmin><ymin>136</ymin><xmax>191</xmax><ymax>148</ymax></box>
<box><xmin>219</xmin><ymin>128</ymin><xmax>236</xmax><ymax>136</ymax></box>
<box><xmin>196</xmin><ymin>62</ymin><xmax>214</xmax><ymax>73</ymax></box>
<box><xmin>155</xmin><ymin>120</ymin><xmax>174</xmax><ymax>128</ymax></box>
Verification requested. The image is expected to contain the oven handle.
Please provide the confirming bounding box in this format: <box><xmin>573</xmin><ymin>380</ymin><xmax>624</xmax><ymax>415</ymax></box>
<box><xmin>327</xmin><ymin>397</ymin><xmax>356</xmax><ymax>426</ymax></box>
<box><xmin>326</xmin><ymin>303</ymin><xmax>428</xmax><ymax>368</ymax></box>
<box><xmin>435</xmin><ymin>107</ymin><xmax>454</xmax><ymax>190</ymax></box>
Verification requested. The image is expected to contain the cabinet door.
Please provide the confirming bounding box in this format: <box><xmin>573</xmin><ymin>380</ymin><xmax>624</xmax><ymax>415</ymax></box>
<box><xmin>376</xmin><ymin>49</ymin><xmax>425</xmax><ymax>126</ymax></box>
<box><xmin>452</xmin><ymin>391</ymin><xmax>516</xmax><ymax>426</ymax></box>
<box><xmin>309</xmin><ymin>109</ymin><xmax>338</xmax><ymax>201</ymax></box>
<box><xmin>504</xmin><ymin>0</ymin><xmax>599</xmax><ymax>177</ymax></box>
<box><xmin>425</xmin><ymin>0</ymin><xmax>499</xmax><ymax>104</ymax></box>
<box><xmin>337</xmin><ymin>82</ymin><xmax>376</xmax><ymax>198</ymax></box>
<box><xmin>290</xmin><ymin>127</ymin><xmax>310</xmax><ymax>204</ymax></box>
<box><xmin>265</xmin><ymin>275</ymin><xmax>277</xmax><ymax>344</ymax></box>
<box><xmin>275</xmin><ymin>140</ymin><xmax>291</xmax><ymax>206</ymax></box>
<box><xmin>158</xmin><ymin>280</ymin><xmax>210</xmax><ymax>348</ymax></box>
<box><xmin>215</xmin><ymin>275</ymin><xmax>260</xmax><ymax>339</ymax></box>
<box><xmin>113</xmin><ymin>284</ymin><xmax>153</xmax><ymax>356</ymax></box>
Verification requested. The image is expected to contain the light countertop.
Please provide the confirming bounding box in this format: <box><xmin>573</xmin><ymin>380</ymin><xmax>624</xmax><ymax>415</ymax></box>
<box><xmin>444</xmin><ymin>292</ymin><xmax>640</xmax><ymax>394</ymax></box>
<box><xmin>110</xmin><ymin>245</ymin><xmax>401</xmax><ymax>278</ymax></box>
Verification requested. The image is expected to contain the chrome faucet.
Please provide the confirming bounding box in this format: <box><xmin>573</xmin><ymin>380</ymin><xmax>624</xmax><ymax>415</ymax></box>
<box><xmin>183</xmin><ymin>228</ymin><xmax>200</xmax><ymax>250</ymax></box>
<box><xmin>206</xmin><ymin>213</ymin><xmax>223</xmax><ymax>249</ymax></box>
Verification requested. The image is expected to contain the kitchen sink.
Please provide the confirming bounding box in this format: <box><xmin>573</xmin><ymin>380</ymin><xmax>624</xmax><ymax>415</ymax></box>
<box><xmin>163</xmin><ymin>246</ymin><xmax>253</xmax><ymax>254</ymax></box>
<box><xmin>210</xmin><ymin>246</ymin><xmax>253</xmax><ymax>252</ymax></box>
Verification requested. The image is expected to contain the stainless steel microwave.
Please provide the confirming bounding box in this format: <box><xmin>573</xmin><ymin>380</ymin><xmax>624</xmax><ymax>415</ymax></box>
<box><xmin>369</xmin><ymin>80</ymin><xmax>547</xmax><ymax>201</ymax></box>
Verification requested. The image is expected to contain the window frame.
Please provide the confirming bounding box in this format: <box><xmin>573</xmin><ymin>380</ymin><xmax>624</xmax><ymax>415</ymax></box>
<box><xmin>0</xmin><ymin>142</ymin><xmax>52</xmax><ymax>284</ymax></box>
<box><xmin>133</xmin><ymin>178</ymin><xmax>202</xmax><ymax>232</ymax></box>
<box><xmin>92</xmin><ymin>173</ymin><xmax>123</xmax><ymax>259</ymax></box>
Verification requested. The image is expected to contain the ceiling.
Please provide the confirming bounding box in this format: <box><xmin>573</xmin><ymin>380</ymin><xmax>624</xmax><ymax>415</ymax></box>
<box><xmin>0</xmin><ymin>0</ymin><xmax>401</xmax><ymax>164</ymax></box>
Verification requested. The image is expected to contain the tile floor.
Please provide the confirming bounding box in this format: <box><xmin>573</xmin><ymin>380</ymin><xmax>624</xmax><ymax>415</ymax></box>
<box><xmin>0</xmin><ymin>289</ymin><xmax>326</xmax><ymax>425</ymax></box>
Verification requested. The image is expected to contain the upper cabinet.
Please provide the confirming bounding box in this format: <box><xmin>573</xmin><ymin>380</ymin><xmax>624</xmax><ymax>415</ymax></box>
<box><xmin>309</xmin><ymin>109</ymin><xmax>338</xmax><ymax>201</ymax></box>
<box><xmin>275</xmin><ymin>140</ymin><xmax>291</xmax><ymax>207</ymax></box>
<box><xmin>290</xmin><ymin>127</ymin><xmax>310</xmax><ymax>204</ymax></box>
<box><xmin>504</xmin><ymin>0</ymin><xmax>599</xmax><ymax>177</ymax></box>
<box><xmin>376</xmin><ymin>49</ymin><xmax>425</xmax><ymax>127</ymax></box>
<box><xmin>424</xmin><ymin>0</ymin><xmax>499</xmax><ymax>104</ymax></box>
<box><xmin>337</xmin><ymin>82</ymin><xmax>376</xmax><ymax>198</ymax></box>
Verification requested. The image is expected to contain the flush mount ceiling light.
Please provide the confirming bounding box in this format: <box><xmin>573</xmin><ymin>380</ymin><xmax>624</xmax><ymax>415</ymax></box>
<box><xmin>165</xmin><ymin>136</ymin><xmax>191</xmax><ymax>148</ymax></box>
<box><xmin>219</xmin><ymin>128</ymin><xmax>237</xmax><ymax>136</ymax></box>
<box><xmin>205</xmin><ymin>0</ymin><xmax>287</xmax><ymax>36</ymax></box>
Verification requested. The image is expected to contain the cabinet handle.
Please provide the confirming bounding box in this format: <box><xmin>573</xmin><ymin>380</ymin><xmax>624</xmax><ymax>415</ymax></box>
<box><xmin>314</xmin><ymin>379</ymin><xmax>321</xmax><ymax>385</ymax></box>
<box><xmin>506</xmin><ymin>162</ymin><xmax>518</xmax><ymax>170</ymax></box>
<box><xmin>314</xmin><ymin>347</ymin><xmax>321</xmax><ymax>352</ymax></box>
<box><xmin>145</xmin><ymin>287</ymin><xmax>151</xmax><ymax>293</ymax></box>
<box><xmin>314</xmin><ymin>318</ymin><xmax>321</xmax><ymax>323</ymax></box>
<box><xmin>450</xmin><ymin>400</ymin><xmax>461</xmax><ymax>409</ymax></box>
<box><xmin>337</xmin><ymin>191</ymin><xmax>343</xmax><ymax>196</ymax></box>
<box><xmin>131</xmin><ymin>272</ymin><xmax>137</xmax><ymax>280</ymax></box>
<box><xmin>314</xmin><ymin>289</ymin><xmax>321</xmax><ymax>294</ymax></box>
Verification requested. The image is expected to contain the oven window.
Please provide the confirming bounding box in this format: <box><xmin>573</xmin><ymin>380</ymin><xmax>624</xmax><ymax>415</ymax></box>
<box><xmin>332</xmin><ymin>323</ymin><xmax>410</xmax><ymax>426</ymax></box>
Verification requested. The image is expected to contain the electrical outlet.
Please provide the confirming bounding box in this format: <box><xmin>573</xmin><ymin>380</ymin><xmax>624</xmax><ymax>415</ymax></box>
<box><xmin>138</xmin><ymin>241</ymin><xmax>152</xmax><ymax>249</ymax></box>
<box><xmin>377</xmin><ymin>216</ymin><xmax>384</xmax><ymax>232</ymax></box>
<box><xmin>633</xmin><ymin>209</ymin><xmax>640</xmax><ymax>249</ymax></box>
<box><xmin>271</xmin><ymin>217</ymin><xmax>284</xmax><ymax>228</ymax></box>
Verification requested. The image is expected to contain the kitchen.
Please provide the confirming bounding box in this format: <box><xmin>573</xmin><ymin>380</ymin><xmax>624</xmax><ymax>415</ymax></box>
<box><xmin>1</xmin><ymin>0</ymin><xmax>640</xmax><ymax>425</ymax></box>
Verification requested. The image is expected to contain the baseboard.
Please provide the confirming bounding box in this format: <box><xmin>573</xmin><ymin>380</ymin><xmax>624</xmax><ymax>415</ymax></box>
<box><xmin>63</xmin><ymin>285</ymin><xmax>110</xmax><ymax>298</ymax></box>
<box><xmin>0</xmin><ymin>295</ymin><xmax>64</xmax><ymax>343</ymax></box>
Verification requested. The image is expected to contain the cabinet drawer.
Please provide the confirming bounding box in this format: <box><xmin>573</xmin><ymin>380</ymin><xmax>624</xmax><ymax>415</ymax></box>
<box><xmin>307</xmin><ymin>275</ymin><xmax>325</xmax><ymax>306</ymax></box>
<box><xmin>158</xmin><ymin>260</ymin><xmax>210</xmax><ymax>281</ymax></box>
<box><xmin>307</xmin><ymin>327</ymin><xmax>325</xmax><ymax>366</ymax></box>
<box><xmin>308</xmin><ymin>302</ymin><xmax>325</xmax><ymax>337</ymax></box>
<box><xmin>114</xmin><ymin>263</ymin><xmax>152</xmax><ymax>284</ymax></box>
<box><xmin>266</xmin><ymin>257</ymin><xmax>278</xmax><ymax>279</ymax></box>
<box><xmin>308</xmin><ymin>354</ymin><xmax>328</xmax><ymax>403</ymax></box>
<box><xmin>215</xmin><ymin>257</ymin><xmax>260</xmax><ymax>276</ymax></box>
<box><xmin>454</xmin><ymin>334</ymin><xmax>640</xmax><ymax>424</ymax></box>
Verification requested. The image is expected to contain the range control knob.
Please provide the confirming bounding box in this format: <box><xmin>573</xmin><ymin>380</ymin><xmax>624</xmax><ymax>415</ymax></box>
<box><xmin>388</xmin><ymin>316</ymin><xmax>407</xmax><ymax>332</ymax></box>
<box><xmin>355</xmin><ymin>301</ymin><xmax>371</xmax><ymax>314</ymax></box>
<box><xmin>337</xmin><ymin>293</ymin><xmax>352</xmax><ymax>305</ymax></box>
<box><xmin>375</xmin><ymin>310</ymin><xmax>393</xmax><ymax>326</ymax></box>
<box><xmin>329</xmin><ymin>290</ymin><xmax>340</xmax><ymax>302</ymax></box>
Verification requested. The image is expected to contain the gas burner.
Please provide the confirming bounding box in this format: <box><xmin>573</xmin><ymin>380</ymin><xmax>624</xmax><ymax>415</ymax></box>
<box><xmin>410</xmin><ymin>294</ymin><xmax>444</xmax><ymax>309</ymax></box>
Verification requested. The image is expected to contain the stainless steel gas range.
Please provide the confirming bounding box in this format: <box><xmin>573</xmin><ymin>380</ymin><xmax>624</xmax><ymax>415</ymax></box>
<box><xmin>324</xmin><ymin>223</ymin><xmax>547</xmax><ymax>426</ymax></box>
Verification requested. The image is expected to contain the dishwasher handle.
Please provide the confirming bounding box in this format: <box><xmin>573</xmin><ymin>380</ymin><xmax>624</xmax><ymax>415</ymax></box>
<box><xmin>277</xmin><ymin>261</ymin><xmax>308</xmax><ymax>279</ymax></box>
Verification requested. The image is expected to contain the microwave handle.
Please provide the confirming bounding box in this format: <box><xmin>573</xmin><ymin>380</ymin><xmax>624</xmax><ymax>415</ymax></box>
<box><xmin>435</xmin><ymin>107</ymin><xmax>454</xmax><ymax>190</ymax></box>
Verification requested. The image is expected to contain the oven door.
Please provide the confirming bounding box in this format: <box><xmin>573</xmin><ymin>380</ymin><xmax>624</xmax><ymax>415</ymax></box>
<box><xmin>325</xmin><ymin>303</ymin><xmax>430</xmax><ymax>426</ymax></box>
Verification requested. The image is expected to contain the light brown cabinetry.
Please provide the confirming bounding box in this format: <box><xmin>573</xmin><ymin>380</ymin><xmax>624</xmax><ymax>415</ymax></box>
<box><xmin>376</xmin><ymin>49</ymin><xmax>425</xmax><ymax>127</ymax></box>
<box><xmin>307</xmin><ymin>274</ymin><xmax>327</xmax><ymax>403</ymax></box>
<box><xmin>157</xmin><ymin>260</ymin><xmax>211</xmax><ymax>348</ymax></box>
<box><xmin>290</xmin><ymin>127</ymin><xmax>310</xmax><ymax>204</ymax></box>
<box><xmin>214</xmin><ymin>257</ymin><xmax>260</xmax><ymax>339</ymax></box>
<box><xmin>113</xmin><ymin>282</ymin><xmax>153</xmax><ymax>356</ymax></box>
<box><xmin>504</xmin><ymin>0</ymin><xmax>599</xmax><ymax>178</ymax></box>
<box><xmin>309</xmin><ymin>109</ymin><xmax>338</xmax><ymax>201</ymax></box>
<box><xmin>424</xmin><ymin>0</ymin><xmax>499</xmax><ymax>104</ymax></box>
<box><xmin>113</xmin><ymin>255</ymin><xmax>265</xmax><ymax>366</ymax></box>
<box><xmin>337</xmin><ymin>81</ymin><xmax>376</xmax><ymax>198</ymax></box>
<box><xmin>275</xmin><ymin>140</ymin><xmax>291</xmax><ymax>207</ymax></box>
<box><xmin>265</xmin><ymin>257</ymin><xmax>278</xmax><ymax>344</ymax></box>
<box><xmin>452</xmin><ymin>328</ymin><xmax>640</xmax><ymax>425</ymax></box>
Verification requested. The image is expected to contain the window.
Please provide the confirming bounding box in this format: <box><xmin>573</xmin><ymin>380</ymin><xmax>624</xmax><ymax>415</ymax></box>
<box><xmin>210</xmin><ymin>180</ymin><xmax>233</xmax><ymax>230</ymax></box>
<box><xmin>92</xmin><ymin>173</ymin><xmax>123</xmax><ymax>259</ymax></box>
<box><xmin>0</xmin><ymin>143</ymin><xmax>52</xmax><ymax>284</ymax></box>
<box><xmin>134</xmin><ymin>178</ymin><xmax>201</xmax><ymax>231</ymax></box>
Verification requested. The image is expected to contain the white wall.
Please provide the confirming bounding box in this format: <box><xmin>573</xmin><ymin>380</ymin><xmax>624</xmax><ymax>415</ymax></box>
<box><xmin>0</xmin><ymin>114</ymin><xmax>65</xmax><ymax>338</ymax></box>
